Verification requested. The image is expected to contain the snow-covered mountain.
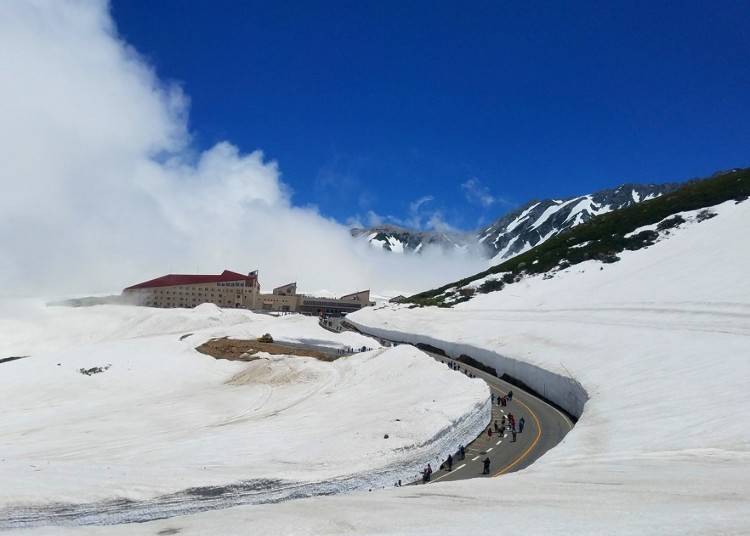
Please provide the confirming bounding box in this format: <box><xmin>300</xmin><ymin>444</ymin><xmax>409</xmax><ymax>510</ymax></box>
<box><xmin>351</xmin><ymin>182</ymin><xmax>678</xmax><ymax>262</ymax></box>
<box><xmin>478</xmin><ymin>182</ymin><xmax>678</xmax><ymax>263</ymax></box>
<box><xmin>349</xmin><ymin>225</ymin><xmax>473</xmax><ymax>254</ymax></box>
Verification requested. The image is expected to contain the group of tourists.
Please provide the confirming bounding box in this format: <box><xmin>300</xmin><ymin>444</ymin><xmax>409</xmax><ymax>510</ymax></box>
<box><xmin>489</xmin><ymin>412</ymin><xmax>526</xmax><ymax>442</ymax></box>
<box><xmin>334</xmin><ymin>345</ymin><xmax>375</xmax><ymax>355</ymax></box>
<box><xmin>411</xmin><ymin>358</ymin><xmax>530</xmax><ymax>484</ymax></box>
<box><xmin>491</xmin><ymin>390</ymin><xmax>513</xmax><ymax>407</ymax></box>
<box><xmin>439</xmin><ymin>443</ymin><xmax>467</xmax><ymax>471</ymax></box>
<box><xmin>443</xmin><ymin>360</ymin><xmax>477</xmax><ymax>379</ymax></box>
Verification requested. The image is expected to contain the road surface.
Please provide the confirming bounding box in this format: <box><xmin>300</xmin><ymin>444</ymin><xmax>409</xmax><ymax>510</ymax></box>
<box><xmin>337</xmin><ymin>320</ymin><xmax>575</xmax><ymax>483</ymax></box>
<box><xmin>421</xmin><ymin>352</ymin><xmax>573</xmax><ymax>483</ymax></box>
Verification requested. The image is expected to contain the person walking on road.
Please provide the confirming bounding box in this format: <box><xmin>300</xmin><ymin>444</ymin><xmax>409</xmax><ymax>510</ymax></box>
<box><xmin>519</xmin><ymin>417</ymin><xmax>525</xmax><ymax>433</ymax></box>
<box><xmin>511</xmin><ymin>429</ymin><xmax>517</xmax><ymax>442</ymax></box>
<box><xmin>459</xmin><ymin>445</ymin><xmax>466</xmax><ymax>460</ymax></box>
<box><xmin>482</xmin><ymin>457</ymin><xmax>491</xmax><ymax>475</ymax></box>
<box><xmin>493</xmin><ymin>420</ymin><xmax>499</xmax><ymax>433</ymax></box>
<box><xmin>447</xmin><ymin>453</ymin><xmax>453</xmax><ymax>471</ymax></box>
<box><xmin>507</xmin><ymin>390</ymin><xmax>513</xmax><ymax>401</ymax></box>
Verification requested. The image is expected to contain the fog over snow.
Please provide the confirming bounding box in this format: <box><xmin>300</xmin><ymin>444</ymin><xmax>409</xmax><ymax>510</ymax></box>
<box><xmin>0</xmin><ymin>1</ymin><xmax>484</xmax><ymax>299</ymax></box>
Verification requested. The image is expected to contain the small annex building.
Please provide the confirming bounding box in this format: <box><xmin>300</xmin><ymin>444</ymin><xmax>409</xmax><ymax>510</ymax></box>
<box><xmin>122</xmin><ymin>269</ymin><xmax>371</xmax><ymax>316</ymax></box>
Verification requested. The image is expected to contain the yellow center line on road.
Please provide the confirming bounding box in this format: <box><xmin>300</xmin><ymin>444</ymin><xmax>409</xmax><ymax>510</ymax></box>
<box><xmin>435</xmin><ymin>354</ymin><xmax>545</xmax><ymax>479</ymax></box>
<box><xmin>492</xmin><ymin>394</ymin><xmax>542</xmax><ymax>477</ymax></box>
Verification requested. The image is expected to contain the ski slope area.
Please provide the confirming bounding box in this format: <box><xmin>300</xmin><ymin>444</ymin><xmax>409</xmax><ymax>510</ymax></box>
<box><xmin>0</xmin><ymin>304</ymin><xmax>488</xmax><ymax>525</ymax></box>
<box><xmin>46</xmin><ymin>198</ymin><xmax>750</xmax><ymax>534</ymax></box>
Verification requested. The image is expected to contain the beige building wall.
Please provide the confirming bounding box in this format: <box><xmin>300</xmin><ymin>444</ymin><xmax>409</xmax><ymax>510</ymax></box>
<box><xmin>258</xmin><ymin>293</ymin><xmax>300</xmax><ymax>311</ymax></box>
<box><xmin>339</xmin><ymin>290</ymin><xmax>371</xmax><ymax>305</ymax></box>
<box><xmin>124</xmin><ymin>279</ymin><xmax>260</xmax><ymax>309</ymax></box>
<box><xmin>257</xmin><ymin>282</ymin><xmax>301</xmax><ymax>311</ymax></box>
<box><xmin>123</xmin><ymin>274</ymin><xmax>368</xmax><ymax>315</ymax></box>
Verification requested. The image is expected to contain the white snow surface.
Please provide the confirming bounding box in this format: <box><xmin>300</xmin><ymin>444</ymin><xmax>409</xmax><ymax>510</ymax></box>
<box><xmin>0</xmin><ymin>304</ymin><xmax>488</xmax><ymax>512</ymax></box>
<box><xmin>502</xmin><ymin>201</ymin><xmax>541</xmax><ymax>235</ymax></box>
<box><xmin>562</xmin><ymin>195</ymin><xmax>594</xmax><ymax>223</ymax></box>
<box><xmin>54</xmin><ymin>198</ymin><xmax>750</xmax><ymax>534</ymax></box>
<box><xmin>623</xmin><ymin>206</ymin><xmax>713</xmax><ymax>238</ymax></box>
<box><xmin>527</xmin><ymin>200</ymin><xmax>565</xmax><ymax>230</ymax></box>
<box><xmin>489</xmin><ymin>235</ymin><xmax>519</xmax><ymax>263</ymax></box>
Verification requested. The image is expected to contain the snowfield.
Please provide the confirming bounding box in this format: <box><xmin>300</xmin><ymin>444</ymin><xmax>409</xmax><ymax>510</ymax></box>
<box><xmin>0</xmin><ymin>305</ymin><xmax>489</xmax><ymax>528</ymax></box>
<box><xmin>32</xmin><ymin>198</ymin><xmax>750</xmax><ymax>534</ymax></box>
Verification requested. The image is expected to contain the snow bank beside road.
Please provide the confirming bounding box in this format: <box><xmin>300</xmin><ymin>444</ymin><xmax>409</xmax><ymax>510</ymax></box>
<box><xmin>0</xmin><ymin>304</ymin><xmax>488</xmax><ymax>524</ymax></box>
<box><xmin>347</xmin><ymin>315</ymin><xmax>588</xmax><ymax>419</ymax></box>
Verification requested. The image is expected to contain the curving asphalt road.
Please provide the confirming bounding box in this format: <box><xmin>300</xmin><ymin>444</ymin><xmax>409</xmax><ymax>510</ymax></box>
<box><xmin>421</xmin><ymin>351</ymin><xmax>573</xmax><ymax>483</ymax></box>
<box><xmin>334</xmin><ymin>316</ymin><xmax>575</xmax><ymax>483</ymax></box>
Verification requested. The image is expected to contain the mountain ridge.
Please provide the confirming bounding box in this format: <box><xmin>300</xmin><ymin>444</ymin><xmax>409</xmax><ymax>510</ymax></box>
<box><xmin>406</xmin><ymin>167</ymin><xmax>750</xmax><ymax>306</ymax></box>
<box><xmin>351</xmin><ymin>181</ymin><xmax>680</xmax><ymax>260</ymax></box>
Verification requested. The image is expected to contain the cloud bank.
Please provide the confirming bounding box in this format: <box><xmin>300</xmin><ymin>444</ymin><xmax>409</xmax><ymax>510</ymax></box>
<box><xmin>0</xmin><ymin>0</ymin><xmax>485</xmax><ymax>299</ymax></box>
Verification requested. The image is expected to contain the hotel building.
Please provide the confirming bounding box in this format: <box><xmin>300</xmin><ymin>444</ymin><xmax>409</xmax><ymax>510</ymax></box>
<box><xmin>123</xmin><ymin>270</ymin><xmax>371</xmax><ymax>316</ymax></box>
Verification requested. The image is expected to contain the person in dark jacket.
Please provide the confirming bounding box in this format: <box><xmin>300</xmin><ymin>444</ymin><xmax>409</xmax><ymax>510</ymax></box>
<box><xmin>447</xmin><ymin>454</ymin><xmax>453</xmax><ymax>471</ymax></box>
<box><xmin>482</xmin><ymin>457</ymin><xmax>491</xmax><ymax>475</ymax></box>
<box><xmin>519</xmin><ymin>417</ymin><xmax>526</xmax><ymax>433</ymax></box>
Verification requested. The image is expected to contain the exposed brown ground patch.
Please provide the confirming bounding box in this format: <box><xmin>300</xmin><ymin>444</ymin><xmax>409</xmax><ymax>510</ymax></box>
<box><xmin>195</xmin><ymin>337</ymin><xmax>339</xmax><ymax>362</ymax></box>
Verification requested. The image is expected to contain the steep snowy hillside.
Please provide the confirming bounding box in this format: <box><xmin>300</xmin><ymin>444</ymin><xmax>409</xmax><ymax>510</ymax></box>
<box><xmin>350</xmin><ymin>181</ymin><xmax>678</xmax><ymax>260</ymax></box>
<box><xmin>410</xmin><ymin>168</ymin><xmax>749</xmax><ymax>306</ymax></box>
<box><xmin>61</xmin><ymin>172</ymin><xmax>750</xmax><ymax>535</ymax></box>
<box><xmin>477</xmin><ymin>181</ymin><xmax>678</xmax><ymax>262</ymax></box>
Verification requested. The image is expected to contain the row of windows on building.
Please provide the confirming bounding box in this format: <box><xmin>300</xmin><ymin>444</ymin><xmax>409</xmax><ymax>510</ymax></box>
<box><xmin>302</xmin><ymin>299</ymin><xmax>359</xmax><ymax>308</ymax></box>
<box><xmin>150</xmin><ymin>288</ymin><xmax>245</xmax><ymax>296</ymax></box>
<box><xmin>154</xmin><ymin>295</ymin><xmax>239</xmax><ymax>302</ymax></box>
<box><xmin>146</xmin><ymin>297</ymin><xmax>241</xmax><ymax>306</ymax></box>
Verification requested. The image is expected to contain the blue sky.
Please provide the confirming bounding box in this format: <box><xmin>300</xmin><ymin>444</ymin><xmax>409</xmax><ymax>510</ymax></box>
<box><xmin>112</xmin><ymin>0</ymin><xmax>750</xmax><ymax>231</ymax></box>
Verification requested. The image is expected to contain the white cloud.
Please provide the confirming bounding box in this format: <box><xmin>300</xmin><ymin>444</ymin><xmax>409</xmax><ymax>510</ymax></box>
<box><xmin>426</xmin><ymin>213</ymin><xmax>460</xmax><ymax>233</ymax></box>
<box><xmin>0</xmin><ymin>1</ymin><xmax>485</xmax><ymax>298</ymax></box>
<box><xmin>365</xmin><ymin>210</ymin><xmax>385</xmax><ymax>227</ymax></box>
<box><xmin>409</xmin><ymin>195</ymin><xmax>434</xmax><ymax>213</ymax></box>
<box><xmin>404</xmin><ymin>196</ymin><xmax>435</xmax><ymax>229</ymax></box>
<box><xmin>461</xmin><ymin>177</ymin><xmax>503</xmax><ymax>208</ymax></box>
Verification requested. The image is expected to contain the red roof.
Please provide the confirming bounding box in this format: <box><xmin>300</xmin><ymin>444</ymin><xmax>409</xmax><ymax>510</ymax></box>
<box><xmin>125</xmin><ymin>270</ymin><xmax>257</xmax><ymax>290</ymax></box>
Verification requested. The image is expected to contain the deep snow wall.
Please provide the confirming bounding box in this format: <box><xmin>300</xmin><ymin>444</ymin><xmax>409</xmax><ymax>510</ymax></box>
<box><xmin>347</xmin><ymin>319</ymin><xmax>587</xmax><ymax>419</ymax></box>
